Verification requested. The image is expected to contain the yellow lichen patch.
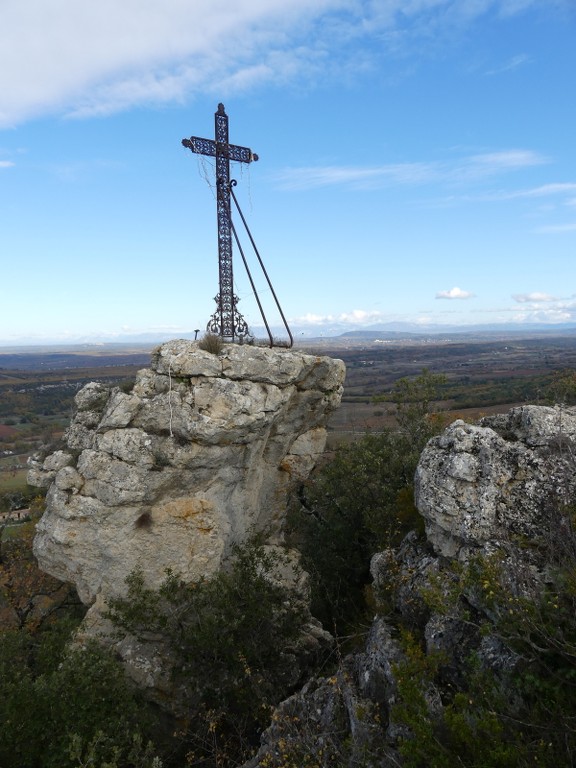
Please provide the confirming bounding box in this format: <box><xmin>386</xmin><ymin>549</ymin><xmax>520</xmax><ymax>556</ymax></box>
<box><xmin>154</xmin><ymin>497</ymin><xmax>215</xmax><ymax>528</ymax></box>
<box><xmin>166</xmin><ymin>498</ymin><xmax>212</xmax><ymax>518</ymax></box>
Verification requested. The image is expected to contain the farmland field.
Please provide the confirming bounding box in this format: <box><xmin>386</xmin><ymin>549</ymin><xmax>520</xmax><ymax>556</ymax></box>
<box><xmin>2</xmin><ymin>331</ymin><xmax>576</xmax><ymax>496</ymax></box>
<box><xmin>306</xmin><ymin>330</ymin><xmax>576</xmax><ymax>441</ymax></box>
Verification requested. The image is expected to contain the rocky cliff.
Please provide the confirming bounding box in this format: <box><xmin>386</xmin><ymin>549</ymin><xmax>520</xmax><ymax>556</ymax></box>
<box><xmin>29</xmin><ymin>340</ymin><xmax>345</xmax><ymax>633</ymax></box>
<box><xmin>245</xmin><ymin>404</ymin><xmax>576</xmax><ymax>766</ymax></box>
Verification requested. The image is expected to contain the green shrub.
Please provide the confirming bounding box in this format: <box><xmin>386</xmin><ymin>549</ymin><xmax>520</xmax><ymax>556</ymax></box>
<box><xmin>288</xmin><ymin>370</ymin><xmax>445</xmax><ymax>635</ymax></box>
<box><xmin>391</xmin><ymin>505</ymin><xmax>576</xmax><ymax>768</ymax></box>
<box><xmin>106</xmin><ymin>541</ymin><xmax>311</xmax><ymax>767</ymax></box>
<box><xmin>0</xmin><ymin>630</ymin><xmax>160</xmax><ymax>768</ymax></box>
<box><xmin>289</xmin><ymin>430</ymin><xmax>425</xmax><ymax>634</ymax></box>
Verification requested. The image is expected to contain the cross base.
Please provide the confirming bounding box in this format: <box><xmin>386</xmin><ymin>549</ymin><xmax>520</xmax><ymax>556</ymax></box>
<box><xmin>206</xmin><ymin>293</ymin><xmax>251</xmax><ymax>343</ymax></box>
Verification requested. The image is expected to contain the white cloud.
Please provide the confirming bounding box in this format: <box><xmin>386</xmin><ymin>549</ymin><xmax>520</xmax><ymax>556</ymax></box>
<box><xmin>0</xmin><ymin>0</ymin><xmax>339</xmax><ymax>126</ymax></box>
<box><xmin>338</xmin><ymin>309</ymin><xmax>386</xmax><ymax>324</ymax></box>
<box><xmin>290</xmin><ymin>312</ymin><xmax>332</xmax><ymax>326</ymax></box>
<box><xmin>290</xmin><ymin>309</ymin><xmax>388</xmax><ymax>326</ymax></box>
<box><xmin>512</xmin><ymin>292</ymin><xmax>556</xmax><ymax>303</ymax></box>
<box><xmin>0</xmin><ymin>160</ymin><xmax>15</xmax><ymax>168</ymax></box>
<box><xmin>0</xmin><ymin>0</ymin><xmax>566</xmax><ymax>128</ymax></box>
<box><xmin>511</xmin><ymin>307</ymin><xmax>576</xmax><ymax>323</ymax></box>
<box><xmin>435</xmin><ymin>286</ymin><xmax>475</xmax><ymax>300</ymax></box>
<box><xmin>504</xmin><ymin>294</ymin><xmax>576</xmax><ymax>324</ymax></box>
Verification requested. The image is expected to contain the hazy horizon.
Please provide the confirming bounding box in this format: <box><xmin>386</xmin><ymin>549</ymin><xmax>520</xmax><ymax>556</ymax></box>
<box><xmin>3</xmin><ymin>319</ymin><xmax>576</xmax><ymax>351</ymax></box>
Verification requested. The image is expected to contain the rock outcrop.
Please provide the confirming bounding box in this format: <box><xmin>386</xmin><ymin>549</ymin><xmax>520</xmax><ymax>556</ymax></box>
<box><xmin>415</xmin><ymin>405</ymin><xmax>576</xmax><ymax>562</ymax></box>
<box><xmin>245</xmin><ymin>405</ymin><xmax>576</xmax><ymax>767</ymax></box>
<box><xmin>29</xmin><ymin>340</ymin><xmax>345</xmax><ymax>620</ymax></box>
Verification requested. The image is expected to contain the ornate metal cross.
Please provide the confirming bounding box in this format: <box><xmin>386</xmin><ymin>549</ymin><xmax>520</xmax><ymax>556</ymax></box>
<box><xmin>182</xmin><ymin>103</ymin><xmax>259</xmax><ymax>341</ymax></box>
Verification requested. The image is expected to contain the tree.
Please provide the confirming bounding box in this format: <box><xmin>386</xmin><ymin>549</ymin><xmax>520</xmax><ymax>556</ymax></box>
<box><xmin>0</xmin><ymin>517</ymin><xmax>162</xmax><ymax>768</ymax></box>
<box><xmin>546</xmin><ymin>368</ymin><xmax>576</xmax><ymax>406</ymax></box>
<box><xmin>0</xmin><ymin>632</ymin><xmax>161</xmax><ymax>768</ymax></box>
<box><xmin>106</xmin><ymin>541</ymin><xmax>311</xmax><ymax>767</ymax></box>
<box><xmin>388</xmin><ymin>368</ymin><xmax>447</xmax><ymax>448</ymax></box>
<box><xmin>289</xmin><ymin>370</ymin><xmax>445</xmax><ymax>635</ymax></box>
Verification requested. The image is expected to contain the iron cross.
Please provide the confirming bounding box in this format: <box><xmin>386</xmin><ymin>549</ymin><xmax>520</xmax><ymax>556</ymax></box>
<box><xmin>182</xmin><ymin>103</ymin><xmax>259</xmax><ymax>341</ymax></box>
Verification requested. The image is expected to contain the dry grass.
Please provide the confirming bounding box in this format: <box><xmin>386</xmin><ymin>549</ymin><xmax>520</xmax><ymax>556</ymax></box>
<box><xmin>198</xmin><ymin>333</ymin><xmax>224</xmax><ymax>355</ymax></box>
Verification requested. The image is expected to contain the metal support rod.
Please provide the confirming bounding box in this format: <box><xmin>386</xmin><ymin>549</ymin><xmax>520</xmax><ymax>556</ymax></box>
<box><xmin>229</xmin><ymin>182</ymin><xmax>293</xmax><ymax>348</ymax></box>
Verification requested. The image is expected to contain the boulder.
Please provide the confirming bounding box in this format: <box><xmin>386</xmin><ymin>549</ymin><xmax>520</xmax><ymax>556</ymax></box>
<box><xmin>31</xmin><ymin>340</ymin><xmax>345</xmax><ymax>613</ymax></box>
<box><xmin>415</xmin><ymin>405</ymin><xmax>576</xmax><ymax>562</ymax></box>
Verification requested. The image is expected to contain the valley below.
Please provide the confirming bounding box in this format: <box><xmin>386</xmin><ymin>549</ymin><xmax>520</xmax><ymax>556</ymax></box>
<box><xmin>1</xmin><ymin>329</ymin><xmax>576</xmax><ymax>500</ymax></box>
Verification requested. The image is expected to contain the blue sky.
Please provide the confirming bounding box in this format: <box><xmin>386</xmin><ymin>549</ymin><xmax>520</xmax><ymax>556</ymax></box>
<box><xmin>1</xmin><ymin>0</ymin><xmax>575</xmax><ymax>345</ymax></box>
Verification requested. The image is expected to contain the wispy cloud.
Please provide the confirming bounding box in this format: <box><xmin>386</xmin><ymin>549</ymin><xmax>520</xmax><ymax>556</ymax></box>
<box><xmin>274</xmin><ymin>162</ymin><xmax>439</xmax><ymax>190</ymax></box>
<box><xmin>499</xmin><ymin>182</ymin><xmax>576</xmax><ymax>199</ymax></box>
<box><xmin>0</xmin><ymin>160</ymin><xmax>15</xmax><ymax>168</ymax></box>
<box><xmin>481</xmin><ymin>182</ymin><xmax>576</xmax><ymax>232</ymax></box>
<box><xmin>485</xmin><ymin>53</ymin><xmax>531</xmax><ymax>75</ymax></box>
<box><xmin>436</xmin><ymin>287</ymin><xmax>475</xmax><ymax>300</ymax></box>
<box><xmin>535</xmin><ymin>222</ymin><xmax>576</xmax><ymax>234</ymax></box>
<box><xmin>459</xmin><ymin>150</ymin><xmax>546</xmax><ymax>175</ymax></box>
<box><xmin>275</xmin><ymin>149</ymin><xmax>546</xmax><ymax>190</ymax></box>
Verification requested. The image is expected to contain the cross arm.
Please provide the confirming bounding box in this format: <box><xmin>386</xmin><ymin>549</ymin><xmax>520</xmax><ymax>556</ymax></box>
<box><xmin>182</xmin><ymin>136</ymin><xmax>259</xmax><ymax>164</ymax></box>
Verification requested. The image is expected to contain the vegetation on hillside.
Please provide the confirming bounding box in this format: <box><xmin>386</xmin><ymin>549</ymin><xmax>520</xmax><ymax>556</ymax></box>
<box><xmin>2</xmin><ymin>364</ymin><xmax>576</xmax><ymax>766</ymax></box>
<box><xmin>0</xmin><ymin>518</ymin><xmax>159</xmax><ymax>768</ymax></box>
<box><xmin>106</xmin><ymin>542</ymin><xmax>312</xmax><ymax>766</ymax></box>
<box><xmin>391</xmin><ymin>508</ymin><xmax>576</xmax><ymax>767</ymax></box>
<box><xmin>287</xmin><ymin>370</ymin><xmax>446</xmax><ymax>634</ymax></box>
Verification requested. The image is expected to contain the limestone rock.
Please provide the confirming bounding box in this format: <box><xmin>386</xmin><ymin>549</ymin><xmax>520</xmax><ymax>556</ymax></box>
<box><xmin>244</xmin><ymin>616</ymin><xmax>403</xmax><ymax>768</ymax></box>
<box><xmin>31</xmin><ymin>340</ymin><xmax>345</xmax><ymax>614</ymax></box>
<box><xmin>27</xmin><ymin>449</ymin><xmax>75</xmax><ymax>489</ymax></box>
<box><xmin>246</xmin><ymin>405</ymin><xmax>576</xmax><ymax>766</ymax></box>
<box><xmin>415</xmin><ymin>406</ymin><xmax>576</xmax><ymax>561</ymax></box>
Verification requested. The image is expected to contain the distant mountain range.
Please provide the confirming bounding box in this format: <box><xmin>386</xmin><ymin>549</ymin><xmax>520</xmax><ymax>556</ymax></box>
<box><xmin>306</xmin><ymin>321</ymin><xmax>576</xmax><ymax>336</ymax></box>
<box><xmin>2</xmin><ymin>321</ymin><xmax>576</xmax><ymax>351</ymax></box>
<box><xmin>331</xmin><ymin>322</ymin><xmax>576</xmax><ymax>339</ymax></box>
<box><xmin>287</xmin><ymin>321</ymin><xmax>576</xmax><ymax>344</ymax></box>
